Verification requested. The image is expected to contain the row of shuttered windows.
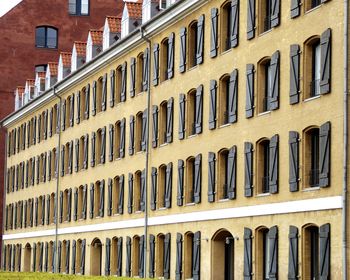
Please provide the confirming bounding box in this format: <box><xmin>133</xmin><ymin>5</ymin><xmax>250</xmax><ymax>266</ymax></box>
<box><xmin>5</xmin><ymin>119</ymin><xmax>331</xmax><ymax>230</ymax></box>
<box><xmin>2</xmin><ymin>223</ymin><xmax>331</xmax><ymax>279</ymax></box>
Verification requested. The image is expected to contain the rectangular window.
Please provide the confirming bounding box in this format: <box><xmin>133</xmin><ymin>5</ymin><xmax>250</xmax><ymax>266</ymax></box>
<box><xmin>69</xmin><ymin>0</ymin><xmax>89</xmax><ymax>15</ymax></box>
<box><xmin>311</xmin><ymin>43</ymin><xmax>321</xmax><ymax>96</ymax></box>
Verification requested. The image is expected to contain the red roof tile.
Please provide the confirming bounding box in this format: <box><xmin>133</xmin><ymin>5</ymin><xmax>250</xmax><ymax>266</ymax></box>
<box><xmin>48</xmin><ymin>62</ymin><xmax>58</xmax><ymax>76</ymax></box>
<box><xmin>106</xmin><ymin>16</ymin><xmax>121</xmax><ymax>33</ymax></box>
<box><xmin>60</xmin><ymin>52</ymin><xmax>72</xmax><ymax>67</ymax></box>
<box><xmin>89</xmin><ymin>29</ymin><xmax>103</xmax><ymax>45</ymax></box>
<box><xmin>125</xmin><ymin>2</ymin><xmax>142</xmax><ymax>19</ymax></box>
<box><xmin>74</xmin><ymin>41</ymin><xmax>87</xmax><ymax>56</ymax></box>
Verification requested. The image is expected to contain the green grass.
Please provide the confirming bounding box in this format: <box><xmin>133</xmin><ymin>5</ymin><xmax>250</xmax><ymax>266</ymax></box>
<box><xmin>0</xmin><ymin>272</ymin><xmax>151</xmax><ymax>279</ymax></box>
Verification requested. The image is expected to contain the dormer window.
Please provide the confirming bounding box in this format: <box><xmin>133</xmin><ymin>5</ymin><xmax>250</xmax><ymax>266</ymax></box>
<box><xmin>35</xmin><ymin>26</ymin><xmax>58</xmax><ymax>49</ymax></box>
<box><xmin>69</xmin><ymin>0</ymin><xmax>89</xmax><ymax>15</ymax></box>
<box><xmin>35</xmin><ymin>65</ymin><xmax>47</xmax><ymax>73</ymax></box>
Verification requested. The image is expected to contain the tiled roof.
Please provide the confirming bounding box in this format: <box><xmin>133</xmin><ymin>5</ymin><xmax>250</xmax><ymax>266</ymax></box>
<box><xmin>106</xmin><ymin>16</ymin><xmax>121</xmax><ymax>33</ymax></box>
<box><xmin>26</xmin><ymin>79</ymin><xmax>35</xmax><ymax>87</ymax></box>
<box><xmin>16</xmin><ymin>86</ymin><xmax>25</xmax><ymax>96</ymax></box>
<box><xmin>60</xmin><ymin>52</ymin><xmax>72</xmax><ymax>67</ymax></box>
<box><xmin>74</xmin><ymin>41</ymin><xmax>87</xmax><ymax>56</ymax></box>
<box><xmin>125</xmin><ymin>2</ymin><xmax>143</xmax><ymax>19</ymax></box>
<box><xmin>37</xmin><ymin>71</ymin><xmax>46</xmax><ymax>79</ymax></box>
<box><xmin>48</xmin><ymin>62</ymin><xmax>58</xmax><ymax>76</ymax></box>
<box><xmin>89</xmin><ymin>29</ymin><xmax>103</xmax><ymax>45</ymax></box>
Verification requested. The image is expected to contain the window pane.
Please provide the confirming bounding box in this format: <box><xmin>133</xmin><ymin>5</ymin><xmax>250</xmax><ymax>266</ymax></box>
<box><xmin>35</xmin><ymin>65</ymin><xmax>47</xmax><ymax>73</ymax></box>
<box><xmin>69</xmin><ymin>0</ymin><xmax>76</xmax><ymax>14</ymax></box>
<box><xmin>81</xmin><ymin>0</ymin><xmax>89</xmax><ymax>15</ymax></box>
<box><xmin>47</xmin><ymin>28</ymin><xmax>57</xmax><ymax>48</ymax></box>
<box><xmin>35</xmin><ymin>27</ymin><xmax>46</xmax><ymax>47</ymax></box>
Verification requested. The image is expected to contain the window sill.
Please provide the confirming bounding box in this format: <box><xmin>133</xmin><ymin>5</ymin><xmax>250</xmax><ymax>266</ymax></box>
<box><xmin>137</xmin><ymin>91</ymin><xmax>146</xmax><ymax>97</ymax></box>
<box><xmin>218</xmin><ymin>198</ymin><xmax>229</xmax><ymax>203</ymax></box>
<box><xmin>256</xmin><ymin>193</ymin><xmax>271</xmax><ymax>197</ymax></box>
<box><xmin>188</xmin><ymin>65</ymin><xmax>199</xmax><ymax>72</ymax></box>
<box><xmin>219</xmin><ymin>123</ymin><xmax>231</xmax><ymax>129</ymax></box>
<box><xmin>136</xmin><ymin>151</ymin><xmax>144</xmax><ymax>155</ymax></box>
<box><xmin>302</xmin><ymin>186</ymin><xmax>320</xmax><ymax>192</ymax></box>
<box><xmin>134</xmin><ymin>210</ymin><xmax>143</xmax><ymax>214</ymax></box>
<box><xmin>305</xmin><ymin>4</ymin><xmax>321</xmax><ymax>14</ymax></box>
<box><xmin>159</xmin><ymin>142</ymin><xmax>168</xmax><ymax>148</ymax></box>
<box><xmin>258</xmin><ymin>28</ymin><xmax>273</xmax><ymax>37</ymax></box>
<box><xmin>185</xmin><ymin>202</ymin><xmax>195</xmax><ymax>207</ymax></box>
<box><xmin>220</xmin><ymin>48</ymin><xmax>232</xmax><ymax>56</ymax></box>
<box><xmin>113</xmin><ymin>213</ymin><xmax>121</xmax><ymax>217</ymax></box>
<box><xmin>258</xmin><ymin>111</ymin><xmax>271</xmax><ymax>117</ymax></box>
<box><xmin>115</xmin><ymin>157</ymin><xmax>122</xmax><ymax>161</ymax></box>
<box><xmin>160</xmin><ymin>78</ymin><xmax>171</xmax><ymax>85</ymax></box>
<box><xmin>158</xmin><ymin>207</ymin><xmax>167</xmax><ymax>211</ymax></box>
<box><xmin>303</xmin><ymin>95</ymin><xmax>320</xmax><ymax>103</ymax></box>
<box><xmin>187</xmin><ymin>134</ymin><xmax>197</xmax><ymax>139</ymax></box>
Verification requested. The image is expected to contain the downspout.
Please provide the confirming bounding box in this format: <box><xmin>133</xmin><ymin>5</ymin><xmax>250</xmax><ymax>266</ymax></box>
<box><xmin>343</xmin><ymin>0</ymin><xmax>349</xmax><ymax>279</ymax></box>
<box><xmin>53</xmin><ymin>86</ymin><xmax>61</xmax><ymax>273</ymax></box>
<box><xmin>1</xmin><ymin>128</ymin><xmax>8</xmax><ymax>268</ymax></box>
<box><xmin>140</xmin><ymin>26</ymin><xmax>151</xmax><ymax>279</ymax></box>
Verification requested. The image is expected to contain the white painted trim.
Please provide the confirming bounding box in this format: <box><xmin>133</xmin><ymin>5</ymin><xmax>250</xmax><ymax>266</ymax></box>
<box><xmin>3</xmin><ymin>196</ymin><xmax>342</xmax><ymax>241</ymax></box>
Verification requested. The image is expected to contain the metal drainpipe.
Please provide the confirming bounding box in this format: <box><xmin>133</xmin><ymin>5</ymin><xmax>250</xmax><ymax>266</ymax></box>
<box><xmin>343</xmin><ymin>1</ymin><xmax>349</xmax><ymax>279</ymax></box>
<box><xmin>53</xmin><ymin>86</ymin><xmax>62</xmax><ymax>273</ymax></box>
<box><xmin>140</xmin><ymin>26</ymin><xmax>151</xmax><ymax>279</ymax></box>
<box><xmin>1</xmin><ymin>129</ymin><xmax>8</xmax><ymax>267</ymax></box>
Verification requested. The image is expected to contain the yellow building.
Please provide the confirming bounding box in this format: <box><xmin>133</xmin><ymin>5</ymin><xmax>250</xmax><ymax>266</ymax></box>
<box><xmin>1</xmin><ymin>0</ymin><xmax>348</xmax><ymax>279</ymax></box>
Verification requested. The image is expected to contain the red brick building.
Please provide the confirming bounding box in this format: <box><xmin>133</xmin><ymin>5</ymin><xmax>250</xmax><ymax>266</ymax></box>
<box><xmin>0</xmin><ymin>0</ymin><xmax>123</xmax><ymax>251</ymax></box>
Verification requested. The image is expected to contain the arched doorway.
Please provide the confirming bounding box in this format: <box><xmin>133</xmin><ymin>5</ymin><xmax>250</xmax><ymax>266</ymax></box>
<box><xmin>23</xmin><ymin>243</ymin><xmax>31</xmax><ymax>272</ymax></box>
<box><xmin>90</xmin><ymin>238</ymin><xmax>102</xmax><ymax>275</ymax></box>
<box><xmin>211</xmin><ymin>229</ymin><xmax>235</xmax><ymax>280</ymax></box>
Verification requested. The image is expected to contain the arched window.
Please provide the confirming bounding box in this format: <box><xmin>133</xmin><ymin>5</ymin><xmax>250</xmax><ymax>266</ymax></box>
<box><xmin>158</xmin><ymin>165</ymin><xmax>167</xmax><ymax>208</ymax></box>
<box><xmin>220</xmin><ymin>1</ymin><xmax>232</xmax><ymax>52</ymax></box>
<box><xmin>186</xmin><ymin>89</ymin><xmax>197</xmax><ymax>137</ymax></box>
<box><xmin>303</xmin><ymin>126</ymin><xmax>320</xmax><ymax>188</ymax></box>
<box><xmin>256</xmin><ymin>138</ymin><xmax>270</xmax><ymax>194</ymax></box>
<box><xmin>185</xmin><ymin>157</ymin><xmax>195</xmax><ymax>204</ymax></box>
<box><xmin>35</xmin><ymin>26</ymin><xmax>58</xmax><ymax>49</ymax></box>
<box><xmin>304</xmin><ymin>36</ymin><xmax>321</xmax><ymax>99</ymax></box>
<box><xmin>302</xmin><ymin>224</ymin><xmax>319</xmax><ymax>279</ymax></box>
<box><xmin>132</xmin><ymin>235</ymin><xmax>140</xmax><ymax>276</ymax></box>
<box><xmin>188</xmin><ymin>21</ymin><xmax>198</xmax><ymax>68</ymax></box>
<box><xmin>257</xmin><ymin>57</ymin><xmax>272</xmax><ymax>113</ymax></box>
<box><xmin>219</xmin><ymin>74</ymin><xmax>230</xmax><ymax>125</ymax></box>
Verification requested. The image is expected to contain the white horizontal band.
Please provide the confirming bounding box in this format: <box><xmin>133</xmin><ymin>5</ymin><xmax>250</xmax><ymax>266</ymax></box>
<box><xmin>3</xmin><ymin>196</ymin><xmax>342</xmax><ymax>241</ymax></box>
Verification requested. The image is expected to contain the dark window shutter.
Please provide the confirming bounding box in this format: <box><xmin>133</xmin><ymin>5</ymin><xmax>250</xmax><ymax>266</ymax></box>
<box><xmin>44</xmin><ymin>242</ymin><xmax>48</xmax><ymax>272</ymax></box>
<box><xmin>268</xmin><ymin>226</ymin><xmax>278</xmax><ymax>279</ymax></box>
<box><xmin>118</xmin><ymin>175</ymin><xmax>124</xmax><ymax>214</ymax></box>
<box><xmin>107</xmin><ymin>178</ymin><xmax>112</xmax><ymax>216</ymax></box>
<box><xmin>319</xmin><ymin>223</ymin><xmax>330</xmax><ymax>279</ymax></box>
<box><xmin>83</xmin><ymin>134</ymin><xmax>89</xmax><ymax>169</ymax></box>
<box><xmin>244</xmin><ymin>142</ymin><xmax>253</xmax><ymax>197</ymax></box>
<box><xmin>69</xmin><ymin>140</ymin><xmax>73</xmax><ymax>174</ymax></box>
<box><xmin>210</xmin><ymin>8</ymin><xmax>218</xmax><ymax>58</ymax></box>
<box><xmin>166</xmin><ymin>97</ymin><xmax>174</xmax><ymax>143</ymax></box>
<box><xmin>153</xmin><ymin>43</ymin><xmax>160</xmax><ymax>86</ymax></box>
<box><xmin>209</xmin><ymin>80</ymin><xmax>217</xmax><ymax>130</ymax></box>
<box><xmin>92</xmin><ymin>81</ymin><xmax>97</xmax><ymax>116</ymax></box>
<box><xmin>319</xmin><ymin>121</ymin><xmax>331</xmax><ymax>187</ymax></box>
<box><xmin>91</xmin><ymin>132</ymin><xmax>96</xmax><ymax>167</ymax></box>
<box><xmin>230</xmin><ymin>0</ymin><xmax>239</xmax><ymax>48</ymax></box>
<box><xmin>270</xmin><ymin>0</ymin><xmax>280</xmax><ymax>28</ymax></box>
<box><xmin>175</xmin><ymin>233</ymin><xmax>183</xmax><ymax>280</ymax></box>
<box><xmin>76</xmin><ymin>91</ymin><xmax>81</xmax><ymax>124</ymax></box>
<box><xmin>32</xmin><ymin>243</ymin><xmax>36</xmax><ymax>272</ymax></box>
<box><xmin>269</xmin><ymin>50</ymin><xmax>280</xmax><ymax>110</ymax></box>
<box><xmin>37</xmin><ymin>116</ymin><xmax>41</xmax><ymax>143</ymax></box>
<box><xmin>89</xmin><ymin>183</ymin><xmax>94</xmax><ymax>219</ymax></box>
<box><xmin>196</xmin><ymin>15</ymin><xmax>205</xmax><ymax>65</ymax></box>
<box><xmin>193</xmin><ymin>231</ymin><xmax>201</xmax><ymax>280</ymax></box>
<box><xmin>140</xmin><ymin>169</ymin><xmax>146</xmax><ymax>212</ymax></box>
<box><xmin>70</xmin><ymin>95</ymin><xmax>75</xmax><ymax>127</ymax></box>
<box><xmin>73</xmin><ymin>188</ymin><xmax>78</xmax><ymax>221</ymax></box>
<box><xmin>59</xmin><ymin>192</ymin><xmax>63</xmax><ymax>223</ymax></box>
<box><xmin>139</xmin><ymin>235</ymin><xmax>145</xmax><ymax>277</ymax></box>
<box><xmin>152</xmin><ymin>105</ymin><xmax>159</xmax><ymax>148</ymax></box>
<box><xmin>71</xmin><ymin>240</ymin><xmax>76</xmax><ymax>274</ymax></box>
<box><xmin>99</xmin><ymin>180</ymin><xmax>105</xmax><ymax>217</ymax></box>
<box><xmin>110</xmin><ymin>70</ymin><xmax>115</xmax><ymax>108</ymax></box>
<box><xmin>179</xmin><ymin>93</ymin><xmax>186</xmax><ymax>139</ymax></box>
<box><xmin>141</xmin><ymin>109</ymin><xmax>148</xmax><ymax>151</ymax></box>
<box><xmin>102</xmin><ymin>74</ymin><xmax>107</xmax><ymax>111</ymax></box>
<box><xmin>195</xmin><ymin>85</ymin><xmax>203</xmax><ymax>134</ymax></box>
<box><xmin>290</xmin><ymin>44</ymin><xmax>300</xmax><ymax>104</ymax></box>
<box><xmin>289</xmin><ymin>131</ymin><xmax>299</xmax><ymax>192</ymax></box>
<box><xmin>82</xmin><ymin>184</ymin><xmax>87</xmax><ymax>219</ymax></box>
<box><xmin>41</xmin><ymin>196</ymin><xmax>45</xmax><ymax>225</ymax></box>
<box><xmin>129</xmin><ymin>115</ymin><xmax>135</xmax><ymax>155</ymax></box>
<box><xmin>194</xmin><ymin>154</ymin><xmax>202</xmax><ymax>204</ymax></box>
<box><xmin>246</xmin><ymin>64</ymin><xmax>255</xmax><ymax>118</ymax></box>
<box><xmin>55</xmin><ymin>149</ymin><xmax>59</xmax><ymax>179</ymax></box>
<box><xmin>65</xmin><ymin>240</ymin><xmax>70</xmax><ymax>273</ymax></box>
<box><xmin>105</xmin><ymin>238</ymin><xmax>111</xmax><ymax>275</ymax></box>
<box><xmin>168</xmin><ymin>33</ymin><xmax>175</xmax><ymax>79</ymax></box>
<box><xmin>49</xmin><ymin>108</ymin><xmax>53</xmax><ymax>137</ymax></box>
<box><xmin>179</xmin><ymin>27</ymin><xmax>187</xmax><ymax>73</ymax></box>
<box><xmin>149</xmin><ymin>234</ymin><xmax>155</xmax><ymax>278</ymax></box>
<box><xmin>228</xmin><ymin>69</ymin><xmax>238</xmax><ymax>123</ymax></box>
<box><xmin>101</xmin><ymin>126</ymin><xmax>106</xmax><ymax>164</ymax></box>
<box><xmin>46</xmin><ymin>195</ymin><xmax>50</xmax><ymax>225</ymax></box>
<box><xmin>120</xmin><ymin>118</ymin><xmax>126</xmax><ymax>158</ymax></box>
<box><xmin>121</xmin><ymin>62</ymin><xmax>127</xmax><ymax>102</ymax></box>
<box><xmin>53</xmin><ymin>194</ymin><xmax>57</xmax><ymax>224</ymax></box>
<box><xmin>143</xmin><ymin>48</ymin><xmax>149</xmax><ymax>92</ymax></box>
<box><xmin>227</xmin><ymin>145</ymin><xmax>237</xmax><ymax>199</ymax></box>
<box><xmin>126</xmin><ymin>237</ymin><xmax>131</xmax><ymax>276</ymax></box>
<box><xmin>177</xmin><ymin>159</ymin><xmax>184</xmax><ymax>206</ymax></box>
<box><xmin>33</xmin><ymin>116</ymin><xmax>37</xmax><ymax>144</ymax></box>
<box><xmin>81</xmin><ymin>239</ymin><xmax>86</xmax><ymax>275</ymax></box>
<box><xmin>164</xmin><ymin>233</ymin><xmax>171</xmax><ymax>279</ymax></box>
<box><xmin>117</xmin><ymin>237</ymin><xmax>123</xmax><ymax>276</ymax></box>
<box><xmin>165</xmin><ymin>162</ymin><xmax>172</xmax><ymax>208</ymax></box>
<box><xmin>85</xmin><ymin>84</ymin><xmax>90</xmax><ymax>119</ymax></box>
<box><xmin>208</xmin><ymin>152</ymin><xmax>216</xmax><ymax>202</ymax></box>
<box><xmin>291</xmin><ymin>0</ymin><xmax>300</xmax><ymax>18</ymax></box>
<box><xmin>269</xmin><ymin>134</ymin><xmax>279</xmax><ymax>194</ymax></box>
<box><xmin>320</xmin><ymin>28</ymin><xmax>331</xmax><ymax>94</ymax></box>
<box><xmin>44</xmin><ymin>110</ymin><xmax>48</xmax><ymax>139</ymax></box>
<box><xmin>288</xmin><ymin>226</ymin><xmax>298</xmax><ymax>280</ymax></box>
<box><xmin>151</xmin><ymin>167</ymin><xmax>157</xmax><ymax>210</ymax></box>
<box><xmin>128</xmin><ymin>173</ymin><xmax>133</xmax><ymax>214</ymax></box>
<box><xmin>62</xmin><ymin>100</ymin><xmax>66</xmax><ymax>131</ymax></box>
<box><xmin>75</xmin><ymin>139</ymin><xmax>79</xmax><ymax>172</ymax></box>
<box><xmin>247</xmin><ymin>0</ymin><xmax>255</xmax><ymax>39</ymax></box>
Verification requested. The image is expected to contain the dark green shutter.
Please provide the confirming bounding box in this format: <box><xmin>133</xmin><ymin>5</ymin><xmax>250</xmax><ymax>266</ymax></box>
<box><xmin>290</xmin><ymin>44</ymin><xmax>300</xmax><ymax>104</ymax></box>
<box><xmin>59</xmin><ymin>192</ymin><xmax>63</xmax><ymax>223</ymax></box>
<box><xmin>289</xmin><ymin>131</ymin><xmax>299</xmax><ymax>192</ymax></box>
<box><xmin>65</xmin><ymin>240</ymin><xmax>70</xmax><ymax>274</ymax></box>
<box><xmin>83</xmin><ymin>134</ymin><xmax>88</xmax><ymax>169</ymax></box>
<box><xmin>177</xmin><ymin>160</ymin><xmax>184</xmax><ymax>206</ymax></box>
<box><xmin>244</xmin><ymin>142</ymin><xmax>253</xmax><ymax>197</ymax></box>
<box><xmin>179</xmin><ymin>27</ymin><xmax>187</xmax><ymax>73</ymax></box>
<box><xmin>320</xmin><ymin>28</ymin><xmax>331</xmax><ymax>94</ymax></box>
<box><xmin>269</xmin><ymin>134</ymin><xmax>279</xmax><ymax>194</ymax></box>
<box><xmin>246</xmin><ymin>64</ymin><xmax>254</xmax><ymax>118</ymax></box>
<box><xmin>288</xmin><ymin>226</ymin><xmax>298</xmax><ymax>280</ymax></box>
<box><xmin>62</xmin><ymin>100</ymin><xmax>66</xmax><ymax>131</ymax></box>
<box><xmin>69</xmin><ymin>94</ymin><xmax>74</xmax><ymax>127</ymax></box>
<box><xmin>210</xmin><ymin>8</ymin><xmax>218</xmax><ymax>58</ymax></box>
<box><xmin>319</xmin><ymin>122</ymin><xmax>331</xmax><ymax>187</ymax></box>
